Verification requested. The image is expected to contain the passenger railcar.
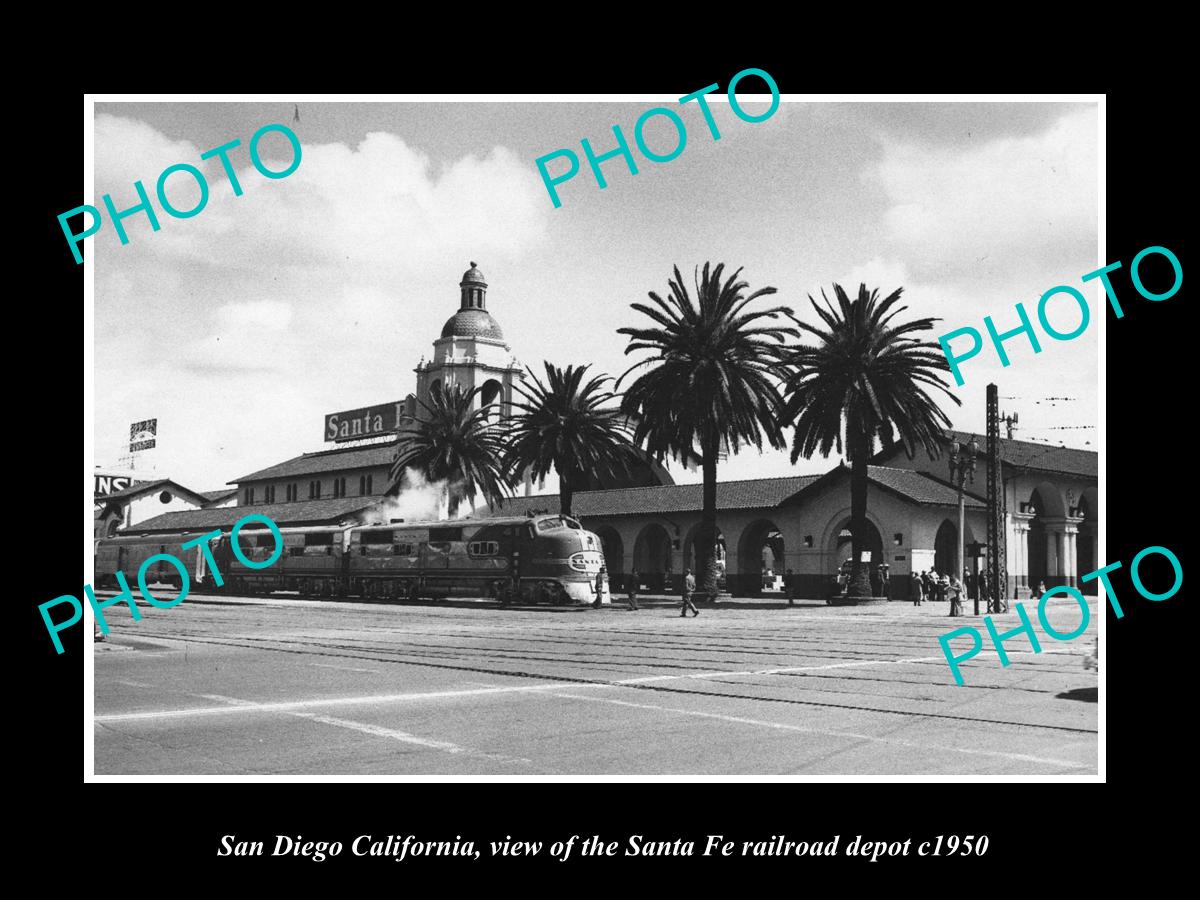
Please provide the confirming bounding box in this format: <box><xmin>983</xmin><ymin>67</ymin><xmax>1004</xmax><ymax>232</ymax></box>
<box><xmin>99</xmin><ymin>513</ymin><xmax>611</xmax><ymax>606</ymax></box>
<box><xmin>94</xmin><ymin>530</ymin><xmax>221</xmax><ymax>590</ymax></box>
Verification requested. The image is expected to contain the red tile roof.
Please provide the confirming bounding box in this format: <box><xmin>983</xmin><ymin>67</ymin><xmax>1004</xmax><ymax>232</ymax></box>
<box><xmin>94</xmin><ymin>479</ymin><xmax>210</xmax><ymax>505</ymax></box>
<box><xmin>231</xmin><ymin>441</ymin><xmax>398</xmax><ymax>484</ymax></box>
<box><xmin>127</xmin><ymin>497</ymin><xmax>380</xmax><ymax>533</ymax></box>
<box><xmin>494</xmin><ymin>475</ymin><xmax>822</xmax><ymax>517</ymax></box>
<box><xmin>873</xmin><ymin>431</ymin><xmax>1096</xmax><ymax>478</ymax></box>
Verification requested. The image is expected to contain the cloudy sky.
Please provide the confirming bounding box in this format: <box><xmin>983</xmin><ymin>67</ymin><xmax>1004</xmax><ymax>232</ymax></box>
<box><xmin>92</xmin><ymin>99</ymin><xmax>1099</xmax><ymax>493</ymax></box>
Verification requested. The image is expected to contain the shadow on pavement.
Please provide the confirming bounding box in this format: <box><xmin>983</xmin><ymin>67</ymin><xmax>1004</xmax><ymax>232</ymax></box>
<box><xmin>1056</xmin><ymin>687</ymin><xmax>1098</xmax><ymax>703</ymax></box>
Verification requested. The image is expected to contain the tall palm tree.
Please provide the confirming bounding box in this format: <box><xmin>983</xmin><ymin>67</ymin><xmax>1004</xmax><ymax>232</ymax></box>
<box><xmin>781</xmin><ymin>283</ymin><xmax>960</xmax><ymax>601</ymax></box>
<box><xmin>618</xmin><ymin>263</ymin><xmax>794</xmax><ymax>596</ymax></box>
<box><xmin>504</xmin><ymin>362</ymin><xmax>642</xmax><ymax>518</ymax></box>
<box><xmin>389</xmin><ymin>382</ymin><xmax>514</xmax><ymax>518</ymax></box>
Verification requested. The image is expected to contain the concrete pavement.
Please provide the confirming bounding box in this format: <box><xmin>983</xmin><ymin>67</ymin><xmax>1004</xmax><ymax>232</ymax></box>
<box><xmin>92</xmin><ymin>592</ymin><xmax>1099</xmax><ymax>776</ymax></box>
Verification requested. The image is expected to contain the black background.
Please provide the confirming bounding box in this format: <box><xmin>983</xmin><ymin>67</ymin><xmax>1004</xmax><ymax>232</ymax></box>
<box><xmin>21</xmin><ymin>51</ymin><xmax>1187</xmax><ymax>886</ymax></box>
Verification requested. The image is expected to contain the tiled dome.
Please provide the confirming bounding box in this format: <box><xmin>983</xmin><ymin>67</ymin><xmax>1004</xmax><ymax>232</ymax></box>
<box><xmin>441</xmin><ymin>308</ymin><xmax>505</xmax><ymax>340</ymax></box>
<box><xmin>461</xmin><ymin>261</ymin><xmax>487</xmax><ymax>285</ymax></box>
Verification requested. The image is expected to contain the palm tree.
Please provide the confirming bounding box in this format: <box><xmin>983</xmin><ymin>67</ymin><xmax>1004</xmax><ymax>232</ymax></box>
<box><xmin>504</xmin><ymin>362</ymin><xmax>642</xmax><ymax>518</ymax></box>
<box><xmin>389</xmin><ymin>382</ymin><xmax>514</xmax><ymax>518</ymax></box>
<box><xmin>618</xmin><ymin>263</ymin><xmax>794</xmax><ymax>596</ymax></box>
<box><xmin>781</xmin><ymin>283</ymin><xmax>960</xmax><ymax>602</ymax></box>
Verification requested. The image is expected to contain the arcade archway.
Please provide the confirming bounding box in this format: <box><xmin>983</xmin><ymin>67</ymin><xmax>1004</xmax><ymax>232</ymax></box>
<box><xmin>683</xmin><ymin>522</ymin><xmax>726</xmax><ymax>592</ymax></box>
<box><xmin>827</xmin><ymin>517</ymin><xmax>884</xmax><ymax>570</ymax></box>
<box><xmin>1027</xmin><ymin>484</ymin><xmax>1066</xmax><ymax>589</ymax></box>
<box><xmin>1077</xmin><ymin>488</ymin><xmax>1098</xmax><ymax>593</ymax></box>
<box><xmin>736</xmin><ymin>519</ymin><xmax>785</xmax><ymax>596</ymax></box>
<box><xmin>593</xmin><ymin>525</ymin><xmax>625</xmax><ymax>578</ymax></box>
<box><xmin>633</xmin><ymin>522</ymin><xmax>673</xmax><ymax>592</ymax></box>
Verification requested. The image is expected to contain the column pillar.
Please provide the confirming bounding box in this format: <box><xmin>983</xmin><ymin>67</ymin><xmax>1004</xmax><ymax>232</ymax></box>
<box><xmin>1011</xmin><ymin>512</ymin><xmax>1033</xmax><ymax>597</ymax></box>
<box><xmin>1064</xmin><ymin>521</ymin><xmax>1080</xmax><ymax>589</ymax></box>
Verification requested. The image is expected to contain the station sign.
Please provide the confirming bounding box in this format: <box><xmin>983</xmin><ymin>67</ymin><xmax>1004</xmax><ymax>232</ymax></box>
<box><xmin>325</xmin><ymin>401</ymin><xmax>408</xmax><ymax>442</ymax></box>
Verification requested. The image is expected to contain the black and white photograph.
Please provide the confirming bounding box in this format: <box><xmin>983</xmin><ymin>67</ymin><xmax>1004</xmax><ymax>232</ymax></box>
<box><xmin>84</xmin><ymin>93</ymin><xmax>1102</xmax><ymax>778</ymax></box>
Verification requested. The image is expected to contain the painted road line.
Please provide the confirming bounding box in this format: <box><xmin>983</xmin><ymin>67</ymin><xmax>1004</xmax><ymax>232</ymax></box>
<box><xmin>310</xmin><ymin>663</ymin><xmax>383</xmax><ymax>674</ymax></box>
<box><xmin>547</xmin><ymin>691</ymin><xmax>1092</xmax><ymax>771</ymax></box>
<box><xmin>95</xmin><ymin>647</ymin><xmax>1079</xmax><ymax>724</ymax></box>
<box><xmin>191</xmin><ymin>691</ymin><xmax>532</xmax><ymax>766</ymax></box>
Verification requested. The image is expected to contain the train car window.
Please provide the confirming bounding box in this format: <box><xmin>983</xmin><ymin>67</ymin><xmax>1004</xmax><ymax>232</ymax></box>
<box><xmin>393</xmin><ymin>543</ymin><xmax>413</xmax><ymax>555</ymax></box>
<box><xmin>468</xmin><ymin>541</ymin><xmax>499</xmax><ymax>556</ymax></box>
<box><xmin>429</xmin><ymin>527</ymin><xmax>463</xmax><ymax>542</ymax></box>
<box><xmin>288</xmin><ymin>547</ymin><xmax>304</xmax><ymax>557</ymax></box>
<box><xmin>304</xmin><ymin>532</ymin><xmax>334</xmax><ymax>546</ymax></box>
<box><xmin>361</xmin><ymin>530</ymin><xmax>395</xmax><ymax>545</ymax></box>
<box><xmin>254</xmin><ymin>533</ymin><xmax>275</xmax><ymax>547</ymax></box>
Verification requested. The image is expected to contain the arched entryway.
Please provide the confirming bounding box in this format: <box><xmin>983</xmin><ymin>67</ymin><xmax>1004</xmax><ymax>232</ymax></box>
<box><xmin>933</xmin><ymin>518</ymin><xmax>981</xmax><ymax>579</ymax></box>
<box><xmin>1026</xmin><ymin>483</ymin><xmax>1066</xmax><ymax>590</ymax></box>
<box><xmin>827</xmin><ymin>517</ymin><xmax>883</xmax><ymax>569</ymax></box>
<box><xmin>633</xmin><ymin>522</ymin><xmax>673</xmax><ymax>592</ymax></box>
<box><xmin>736</xmin><ymin>519</ymin><xmax>785</xmax><ymax>597</ymax></box>
<box><xmin>593</xmin><ymin>525</ymin><xmax>625</xmax><ymax>578</ymax></box>
<box><xmin>1076</xmin><ymin>488</ymin><xmax>1098</xmax><ymax>594</ymax></box>
<box><xmin>824</xmin><ymin>515</ymin><xmax>885</xmax><ymax>599</ymax></box>
<box><xmin>683</xmin><ymin>522</ymin><xmax>726</xmax><ymax>592</ymax></box>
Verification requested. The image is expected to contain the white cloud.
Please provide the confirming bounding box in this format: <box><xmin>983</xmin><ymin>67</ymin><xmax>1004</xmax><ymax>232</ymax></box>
<box><xmin>92</xmin><ymin>116</ymin><xmax>548</xmax><ymax>271</ymax></box>
<box><xmin>866</xmin><ymin>107</ymin><xmax>1098</xmax><ymax>281</ymax></box>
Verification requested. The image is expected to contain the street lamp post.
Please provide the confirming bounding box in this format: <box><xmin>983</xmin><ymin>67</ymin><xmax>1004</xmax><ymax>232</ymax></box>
<box><xmin>949</xmin><ymin>436</ymin><xmax>980</xmax><ymax>614</ymax></box>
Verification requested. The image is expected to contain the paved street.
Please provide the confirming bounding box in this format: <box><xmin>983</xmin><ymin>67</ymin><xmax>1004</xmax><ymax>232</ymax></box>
<box><xmin>93</xmin><ymin>592</ymin><xmax>1098</xmax><ymax>776</ymax></box>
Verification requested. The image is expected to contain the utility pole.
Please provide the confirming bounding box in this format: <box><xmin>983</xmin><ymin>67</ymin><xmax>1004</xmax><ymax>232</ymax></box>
<box><xmin>986</xmin><ymin>384</ymin><xmax>1008</xmax><ymax>613</ymax></box>
<box><xmin>949</xmin><ymin>435</ymin><xmax>979</xmax><ymax>614</ymax></box>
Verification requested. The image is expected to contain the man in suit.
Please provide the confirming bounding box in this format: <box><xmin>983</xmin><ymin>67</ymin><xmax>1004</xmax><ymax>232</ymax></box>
<box><xmin>681</xmin><ymin>569</ymin><xmax>699</xmax><ymax>617</ymax></box>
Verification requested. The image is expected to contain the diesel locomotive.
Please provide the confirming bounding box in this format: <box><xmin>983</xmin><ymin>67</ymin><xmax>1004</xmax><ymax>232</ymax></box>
<box><xmin>94</xmin><ymin>513</ymin><xmax>612</xmax><ymax>606</ymax></box>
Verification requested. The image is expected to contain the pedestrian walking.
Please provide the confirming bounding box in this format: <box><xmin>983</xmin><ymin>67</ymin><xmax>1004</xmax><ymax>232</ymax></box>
<box><xmin>627</xmin><ymin>570</ymin><xmax>640</xmax><ymax>611</ymax></box>
<box><xmin>881</xmin><ymin>564</ymin><xmax>891</xmax><ymax>601</ymax></box>
<box><xmin>938</xmin><ymin>573</ymin><xmax>950</xmax><ymax>611</ymax></box>
<box><xmin>869</xmin><ymin>566</ymin><xmax>882</xmax><ymax>598</ymax></box>
<box><xmin>593</xmin><ymin>568</ymin><xmax>606</xmax><ymax>609</ymax></box>
<box><xmin>785</xmin><ymin>568</ymin><xmax>796</xmax><ymax>606</ymax></box>
<box><xmin>681</xmin><ymin>569</ymin><xmax>699</xmax><ymax>617</ymax></box>
<box><xmin>910</xmin><ymin>574</ymin><xmax>924</xmax><ymax>607</ymax></box>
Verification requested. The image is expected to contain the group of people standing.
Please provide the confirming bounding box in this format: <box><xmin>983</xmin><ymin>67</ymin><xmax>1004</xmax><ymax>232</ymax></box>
<box><xmin>910</xmin><ymin>567</ymin><xmax>1011</xmax><ymax>616</ymax></box>
<box><xmin>910</xmin><ymin>569</ymin><xmax>963</xmax><ymax>615</ymax></box>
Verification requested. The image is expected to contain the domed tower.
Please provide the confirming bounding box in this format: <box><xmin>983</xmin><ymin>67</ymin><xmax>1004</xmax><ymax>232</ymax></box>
<box><xmin>415</xmin><ymin>262</ymin><xmax>525</xmax><ymax>423</ymax></box>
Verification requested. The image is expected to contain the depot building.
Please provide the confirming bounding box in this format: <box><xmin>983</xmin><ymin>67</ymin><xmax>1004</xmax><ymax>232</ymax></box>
<box><xmin>127</xmin><ymin>262</ymin><xmax>1097</xmax><ymax>601</ymax></box>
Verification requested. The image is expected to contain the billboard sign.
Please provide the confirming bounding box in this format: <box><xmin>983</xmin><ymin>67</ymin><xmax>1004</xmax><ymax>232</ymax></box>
<box><xmin>325</xmin><ymin>401</ymin><xmax>407</xmax><ymax>442</ymax></box>
<box><xmin>95</xmin><ymin>474</ymin><xmax>139</xmax><ymax>495</ymax></box>
<box><xmin>130</xmin><ymin>419</ymin><xmax>157</xmax><ymax>452</ymax></box>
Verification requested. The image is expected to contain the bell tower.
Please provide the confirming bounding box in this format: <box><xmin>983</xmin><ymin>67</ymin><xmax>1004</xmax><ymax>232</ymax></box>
<box><xmin>414</xmin><ymin>262</ymin><xmax>525</xmax><ymax>422</ymax></box>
